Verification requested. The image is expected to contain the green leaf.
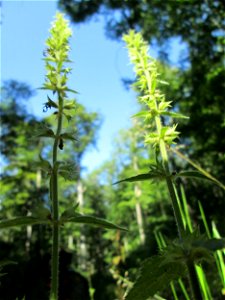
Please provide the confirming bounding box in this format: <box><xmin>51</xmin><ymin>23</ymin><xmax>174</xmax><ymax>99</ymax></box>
<box><xmin>192</xmin><ymin>238</ymin><xmax>225</xmax><ymax>252</ymax></box>
<box><xmin>114</xmin><ymin>165</ymin><xmax>166</xmax><ymax>185</ymax></box>
<box><xmin>0</xmin><ymin>216</ymin><xmax>51</xmax><ymax>229</ymax></box>
<box><xmin>64</xmin><ymin>87</ymin><xmax>78</xmax><ymax>94</ymax></box>
<box><xmin>63</xmin><ymin>113</ymin><xmax>73</xmax><ymax>122</ymax></box>
<box><xmin>132</xmin><ymin>111</ymin><xmax>149</xmax><ymax>119</ymax></box>
<box><xmin>175</xmin><ymin>171</ymin><xmax>215</xmax><ymax>182</ymax></box>
<box><xmin>43</xmin><ymin>96</ymin><xmax>58</xmax><ymax>111</ymax></box>
<box><xmin>125</xmin><ymin>255</ymin><xmax>185</xmax><ymax>300</ymax></box>
<box><xmin>63</xmin><ymin>100</ymin><xmax>76</xmax><ymax>110</ymax></box>
<box><xmin>161</xmin><ymin>111</ymin><xmax>189</xmax><ymax>119</ymax></box>
<box><xmin>61</xmin><ymin>212</ymin><xmax>127</xmax><ymax>231</ymax></box>
<box><xmin>114</xmin><ymin>173</ymin><xmax>158</xmax><ymax>184</ymax></box>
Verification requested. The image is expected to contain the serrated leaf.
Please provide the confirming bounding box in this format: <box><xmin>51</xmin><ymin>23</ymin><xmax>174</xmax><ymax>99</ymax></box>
<box><xmin>114</xmin><ymin>172</ymin><xmax>164</xmax><ymax>185</ymax></box>
<box><xmin>61</xmin><ymin>213</ymin><xmax>127</xmax><ymax>231</ymax></box>
<box><xmin>176</xmin><ymin>171</ymin><xmax>215</xmax><ymax>182</ymax></box>
<box><xmin>0</xmin><ymin>216</ymin><xmax>51</xmax><ymax>229</ymax></box>
<box><xmin>125</xmin><ymin>256</ymin><xmax>185</xmax><ymax>300</ymax></box>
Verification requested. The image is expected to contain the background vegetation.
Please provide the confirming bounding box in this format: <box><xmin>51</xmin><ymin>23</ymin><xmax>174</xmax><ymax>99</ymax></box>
<box><xmin>0</xmin><ymin>1</ymin><xmax>224</xmax><ymax>299</ymax></box>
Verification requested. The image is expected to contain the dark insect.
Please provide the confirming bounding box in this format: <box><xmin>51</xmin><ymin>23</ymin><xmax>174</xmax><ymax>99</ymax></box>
<box><xmin>59</xmin><ymin>138</ymin><xmax>64</xmax><ymax>150</ymax></box>
<box><xmin>43</xmin><ymin>103</ymin><xmax>52</xmax><ymax>112</ymax></box>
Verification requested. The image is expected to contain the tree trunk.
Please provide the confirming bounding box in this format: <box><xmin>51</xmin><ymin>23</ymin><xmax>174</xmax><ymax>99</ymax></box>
<box><xmin>133</xmin><ymin>156</ymin><xmax>146</xmax><ymax>245</ymax></box>
<box><xmin>77</xmin><ymin>178</ymin><xmax>88</xmax><ymax>271</ymax></box>
<box><xmin>26</xmin><ymin>168</ymin><xmax>42</xmax><ymax>253</ymax></box>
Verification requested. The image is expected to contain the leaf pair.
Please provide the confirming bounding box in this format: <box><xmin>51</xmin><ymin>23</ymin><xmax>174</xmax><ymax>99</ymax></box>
<box><xmin>0</xmin><ymin>208</ymin><xmax>127</xmax><ymax>232</ymax></box>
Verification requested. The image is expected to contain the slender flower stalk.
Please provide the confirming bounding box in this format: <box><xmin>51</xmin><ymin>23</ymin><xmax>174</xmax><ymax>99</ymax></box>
<box><xmin>123</xmin><ymin>30</ymin><xmax>204</xmax><ymax>300</ymax></box>
<box><xmin>40</xmin><ymin>14</ymin><xmax>126</xmax><ymax>300</ymax></box>
<box><xmin>123</xmin><ymin>30</ymin><xmax>185</xmax><ymax>238</ymax></box>
<box><xmin>42</xmin><ymin>13</ymin><xmax>73</xmax><ymax>300</ymax></box>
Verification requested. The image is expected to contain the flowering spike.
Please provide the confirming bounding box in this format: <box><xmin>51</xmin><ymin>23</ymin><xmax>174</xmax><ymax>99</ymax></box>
<box><xmin>123</xmin><ymin>30</ymin><xmax>184</xmax><ymax>147</ymax></box>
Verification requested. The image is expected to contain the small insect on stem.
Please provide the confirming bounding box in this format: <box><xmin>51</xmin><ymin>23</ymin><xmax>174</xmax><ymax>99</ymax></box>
<box><xmin>59</xmin><ymin>138</ymin><xmax>64</xmax><ymax>150</ymax></box>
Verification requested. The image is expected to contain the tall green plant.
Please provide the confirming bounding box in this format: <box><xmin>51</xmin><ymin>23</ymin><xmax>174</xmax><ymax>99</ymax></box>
<box><xmin>116</xmin><ymin>30</ymin><xmax>225</xmax><ymax>300</ymax></box>
<box><xmin>0</xmin><ymin>13</ymin><xmax>126</xmax><ymax>300</ymax></box>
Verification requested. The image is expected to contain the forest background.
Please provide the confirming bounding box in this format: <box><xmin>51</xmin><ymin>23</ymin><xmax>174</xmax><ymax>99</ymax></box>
<box><xmin>0</xmin><ymin>1</ymin><xmax>225</xmax><ymax>299</ymax></box>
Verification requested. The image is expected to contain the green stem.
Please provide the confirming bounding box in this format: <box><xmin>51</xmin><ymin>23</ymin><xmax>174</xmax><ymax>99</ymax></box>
<box><xmin>187</xmin><ymin>260</ymin><xmax>203</xmax><ymax>300</ymax></box>
<box><xmin>50</xmin><ymin>93</ymin><xmax>63</xmax><ymax>300</ymax></box>
<box><xmin>165</xmin><ymin>176</ymin><xmax>184</xmax><ymax>239</ymax></box>
<box><xmin>140</xmin><ymin>54</ymin><xmax>184</xmax><ymax>238</ymax></box>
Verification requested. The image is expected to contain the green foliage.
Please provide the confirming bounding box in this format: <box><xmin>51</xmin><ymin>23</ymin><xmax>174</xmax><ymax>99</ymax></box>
<box><xmin>1</xmin><ymin>4</ymin><xmax>224</xmax><ymax>299</ymax></box>
<box><xmin>125</xmin><ymin>255</ymin><xmax>185</xmax><ymax>300</ymax></box>
<box><xmin>126</xmin><ymin>232</ymin><xmax>225</xmax><ymax>300</ymax></box>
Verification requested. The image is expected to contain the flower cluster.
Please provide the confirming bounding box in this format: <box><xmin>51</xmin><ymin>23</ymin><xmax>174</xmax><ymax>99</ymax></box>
<box><xmin>43</xmin><ymin>13</ymin><xmax>73</xmax><ymax>96</ymax></box>
<box><xmin>123</xmin><ymin>30</ymin><xmax>182</xmax><ymax>148</ymax></box>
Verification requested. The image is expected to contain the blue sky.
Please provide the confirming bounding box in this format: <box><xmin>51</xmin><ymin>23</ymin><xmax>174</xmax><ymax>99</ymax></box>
<box><xmin>1</xmin><ymin>0</ymin><xmax>184</xmax><ymax>174</ymax></box>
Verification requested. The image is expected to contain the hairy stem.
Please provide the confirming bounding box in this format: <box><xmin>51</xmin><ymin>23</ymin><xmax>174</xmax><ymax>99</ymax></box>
<box><xmin>50</xmin><ymin>93</ymin><xmax>63</xmax><ymax>300</ymax></box>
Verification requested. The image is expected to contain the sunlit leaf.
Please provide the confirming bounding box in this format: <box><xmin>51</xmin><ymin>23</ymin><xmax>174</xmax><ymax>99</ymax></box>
<box><xmin>132</xmin><ymin>111</ymin><xmax>149</xmax><ymax>119</ymax></box>
<box><xmin>63</xmin><ymin>100</ymin><xmax>76</xmax><ymax>110</ymax></box>
<box><xmin>64</xmin><ymin>87</ymin><xmax>78</xmax><ymax>94</ymax></box>
<box><xmin>161</xmin><ymin>111</ymin><xmax>189</xmax><ymax>119</ymax></box>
